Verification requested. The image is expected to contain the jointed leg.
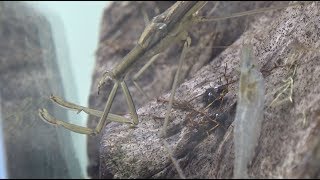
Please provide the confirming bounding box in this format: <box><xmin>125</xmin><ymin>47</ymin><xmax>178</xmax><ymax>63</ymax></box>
<box><xmin>45</xmin><ymin>94</ymin><xmax>131</xmax><ymax>122</ymax></box>
<box><xmin>89</xmin><ymin>80</ymin><xmax>139</xmax><ymax>131</ymax></box>
<box><xmin>39</xmin><ymin>79</ymin><xmax>141</xmax><ymax>135</ymax></box>
<box><xmin>39</xmin><ymin>81</ymin><xmax>134</xmax><ymax>135</ymax></box>
<box><xmin>38</xmin><ymin>108</ymin><xmax>96</xmax><ymax>135</ymax></box>
<box><xmin>132</xmin><ymin>53</ymin><xmax>161</xmax><ymax>100</ymax></box>
<box><xmin>196</xmin><ymin>2</ymin><xmax>304</xmax><ymax>23</ymax></box>
<box><xmin>160</xmin><ymin>32</ymin><xmax>191</xmax><ymax>137</ymax></box>
<box><xmin>120</xmin><ymin>81</ymin><xmax>139</xmax><ymax>125</ymax></box>
<box><xmin>159</xmin><ymin>34</ymin><xmax>190</xmax><ymax>179</ymax></box>
<box><xmin>162</xmin><ymin>139</ymin><xmax>186</xmax><ymax>179</ymax></box>
<box><xmin>39</xmin><ymin>82</ymin><xmax>120</xmax><ymax>135</ymax></box>
<box><xmin>50</xmin><ymin>94</ymin><xmax>101</xmax><ymax>115</ymax></box>
<box><xmin>94</xmin><ymin>81</ymin><xmax>121</xmax><ymax>135</ymax></box>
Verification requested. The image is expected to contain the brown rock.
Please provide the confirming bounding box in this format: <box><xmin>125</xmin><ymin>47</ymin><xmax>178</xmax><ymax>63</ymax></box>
<box><xmin>89</xmin><ymin>1</ymin><xmax>320</xmax><ymax>178</ymax></box>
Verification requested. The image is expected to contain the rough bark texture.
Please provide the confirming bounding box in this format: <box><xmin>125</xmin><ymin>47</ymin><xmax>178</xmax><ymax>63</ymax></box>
<box><xmin>89</xmin><ymin>1</ymin><xmax>320</xmax><ymax>179</ymax></box>
<box><xmin>87</xmin><ymin>1</ymin><xmax>281</xmax><ymax>178</ymax></box>
<box><xmin>0</xmin><ymin>2</ymin><xmax>82</xmax><ymax>178</ymax></box>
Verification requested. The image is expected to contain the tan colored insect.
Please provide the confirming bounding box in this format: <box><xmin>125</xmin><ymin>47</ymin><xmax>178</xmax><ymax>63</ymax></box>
<box><xmin>38</xmin><ymin>1</ymin><xmax>303</xmax><ymax>138</ymax></box>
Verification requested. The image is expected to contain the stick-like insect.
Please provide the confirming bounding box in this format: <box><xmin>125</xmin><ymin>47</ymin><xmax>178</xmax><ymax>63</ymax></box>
<box><xmin>39</xmin><ymin>1</ymin><xmax>206</xmax><ymax>136</ymax></box>
<box><xmin>38</xmin><ymin>1</ymin><xmax>303</xmax><ymax>136</ymax></box>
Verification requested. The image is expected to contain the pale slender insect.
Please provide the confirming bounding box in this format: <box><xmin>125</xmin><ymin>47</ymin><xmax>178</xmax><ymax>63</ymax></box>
<box><xmin>39</xmin><ymin>1</ymin><xmax>207</xmax><ymax>136</ymax></box>
<box><xmin>233</xmin><ymin>44</ymin><xmax>265</xmax><ymax>179</ymax></box>
<box><xmin>38</xmin><ymin>1</ymin><xmax>304</xmax><ymax>137</ymax></box>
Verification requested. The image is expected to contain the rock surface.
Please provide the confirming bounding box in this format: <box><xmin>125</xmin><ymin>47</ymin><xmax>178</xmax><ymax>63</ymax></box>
<box><xmin>0</xmin><ymin>2</ymin><xmax>82</xmax><ymax>178</ymax></box>
<box><xmin>90</xmin><ymin>1</ymin><xmax>320</xmax><ymax>179</ymax></box>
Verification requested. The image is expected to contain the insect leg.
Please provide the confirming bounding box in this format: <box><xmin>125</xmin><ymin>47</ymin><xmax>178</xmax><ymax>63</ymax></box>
<box><xmin>47</xmin><ymin>94</ymin><xmax>131</xmax><ymax>123</ymax></box>
<box><xmin>160</xmin><ymin>32</ymin><xmax>191</xmax><ymax>137</ymax></box>
<box><xmin>94</xmin><ymin>81</ymin><xmax>122</xmax><ymax>134</ymax></box>
<box><xmin>38</xmin><ymin>108</ymin><xmax>95</xmax><ymax>135</ymax></box>
<box><xmin>196</xmin><ymin>2</ymin><xmax>303</xmax><ymax>23</ymax></box>
<box><xmin>39</xmin><ymin>81</ymin><xmax>135</xmax><ymax>136</ymax></box>
<box><xmin>159</xmin><ymin>34</ymin><xmax>190</xmax><ymax>177</ymax></box>
<box><xmin>37</xmin><ymin>82</ymin><xmax>113</xmax><ymax>135</ymax></box>
<box><xmin>132</xmin><ymin>53</ymin><xmax>161</xmax><ymax>100</ymax></box>
<box><xmin>120</xmin><ymin>81</ymin><xmax>139</xmax><ymax>125</ymax></box>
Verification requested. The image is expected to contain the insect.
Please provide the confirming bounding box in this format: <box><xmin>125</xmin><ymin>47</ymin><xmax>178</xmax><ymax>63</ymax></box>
<box><xmin>39</xmin><ymin>2</ymin><xmax>207</xmax><ymax>136</ymax></box>
<box><xmin>203</xmin><ymin>85</ymin><xmax>228</xmax><ymax>109</ymax></box>
<box><xmin>200</xmin><ymin>82</ymin><xmax>233</xmax><ymax>133</ymax></box>
<box><xmin>38</xmin><ymin>2</ymin><xmax>304</xmax><ymax>137</ymax></box>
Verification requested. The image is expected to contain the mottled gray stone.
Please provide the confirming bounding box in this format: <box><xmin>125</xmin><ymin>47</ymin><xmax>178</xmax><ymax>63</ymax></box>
<box><xmin>89</xmin><ymin>1</ymin><xmax>320</xmax><ymax>179</ymax></box>
<box><xmin>88</xmin><ymin>1</ymin><xmax>286</xmax><ymax>178</ymax></box>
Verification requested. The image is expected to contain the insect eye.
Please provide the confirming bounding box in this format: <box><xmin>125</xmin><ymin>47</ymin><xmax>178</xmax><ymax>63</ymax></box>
<box><xmin>203</xmin><ymin>85</ymin><xmax>228</xmax><ymax>109</ymax></box>
<box><xmin>203</xmin><ymin>88</ymin><xmax>218</xmax><ymax>107</ymax></box>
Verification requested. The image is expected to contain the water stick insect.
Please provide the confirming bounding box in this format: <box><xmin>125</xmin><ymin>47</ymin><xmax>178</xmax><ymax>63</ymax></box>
<box><xmin>38</xmin><ymin>1</ymin><xmax>305</xmax><ymax>137</ymax></box>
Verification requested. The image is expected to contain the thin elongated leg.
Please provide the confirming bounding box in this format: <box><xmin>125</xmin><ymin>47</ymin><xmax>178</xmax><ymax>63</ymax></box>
<box><xmin>196</xmin><ymin>2</ymin><xmax>304</xmax><ymax>23</ymax></box>
<box><xmin>38</xmin><ymin>108</ymin><xmax>95</xmax><ymax>135</ymax></box>
<box><xmin>121</xmin><ymin>81</ymin><xmax>139</xmax><ymax>125</ymax></box>
<box><xmin>94</xmin><ymin>81</ymin><xmax>121</xmax><ymax>134</ymax></box>
<box><xmin>160</xmin><ymin>36</ymin><xmax>190</xmax><ymax>178</ymax></box>
<box><xmin>47</xmin><ymin>94</ymin><xmax>131</xmax><ymax>122</ymax></box>
<box><xmin>162</xmin><ymin>139</ymin><xmax>186</xmax><ymax>179</ymax></box>
<box><xmin>39</xmin><ymin>81</ymin><xmax>131</xmax><ymax>135</ymax></box>
<box><xmin>38</xmin><ymin>107</ymin><xmax>130</xmax><ymax>135</ymax></box>
<box><xmin>160</xmin><ymin>33</ymin><xmax>191</xmax><ymax>137</ymax></box>
<box><xmin>132</xmin><ymin>53</ymin><xmax>161</xmax><ymax>100</ymax></box>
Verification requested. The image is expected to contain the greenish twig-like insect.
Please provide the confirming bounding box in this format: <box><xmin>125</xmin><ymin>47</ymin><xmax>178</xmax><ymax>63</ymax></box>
<box><xmin>37</xmin><ymin>2</ymin><xmax>306</xmax><ymax>178</ymax></box>
<box><xmin>38</xmin><ymin>1</ymin><xmax>304</xmax><ymax>137</ymax></box>
<box><xmin>39</xmin><ymin>1</ymin><xmax>207</xmax><ymax>136</ymax></box>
